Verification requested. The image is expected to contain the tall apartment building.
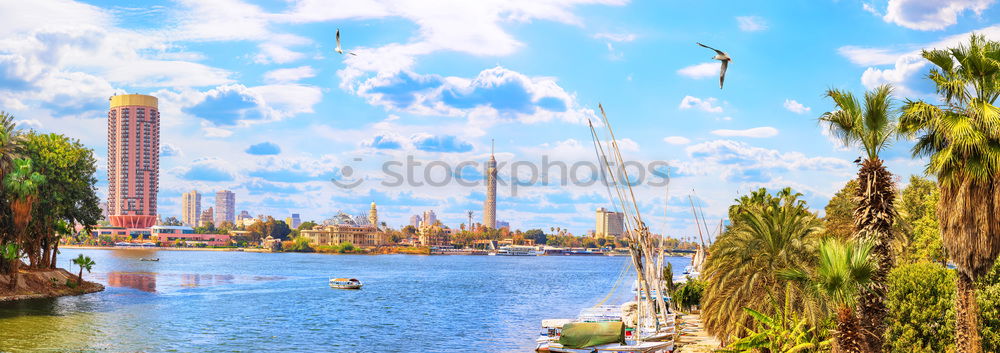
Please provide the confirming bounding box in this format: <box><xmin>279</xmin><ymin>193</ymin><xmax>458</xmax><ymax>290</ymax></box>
<box><xmin>107</xmin><ymin>94</ymin><xmax>159</xmax><ymax>228</ymax></box>
<box><xmin>214</xmin><ymin>190</ymin><xmax>235</xmax><ymax>225</ymax></box>
<box><xmin>181</xmin><ymin>190</ymin><xmax>201</xmax><ymax>226</ymax></box>
<box><xmin>422</xmin><ymin>210</ymin><xmax>437</xmax><ymax>227</ymax></box>
<box><xmin>595</xmin><ymin>207</ymin><xmax>625</xmax><ymax>238</ymax></box>
<box><xmin>409</xmin><ymin>215</ymin><xmax>422</xmax><ymax>228</ymax></box>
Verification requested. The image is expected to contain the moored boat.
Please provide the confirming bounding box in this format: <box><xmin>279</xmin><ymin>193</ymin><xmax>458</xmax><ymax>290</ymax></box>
<box><xmin>329</xmin><ymin>278</ymin><xmax>363</xmax><ymax>289</ymax></box>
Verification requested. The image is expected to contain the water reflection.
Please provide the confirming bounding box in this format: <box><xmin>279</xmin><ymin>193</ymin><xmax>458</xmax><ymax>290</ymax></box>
<box><xmin>181</xmin><ymin>274</ymin><xmax>235</xmax><ymax>287</ymax></box>
<box><xmin>107</xmin><ymin>272</ymin><xmax>157</xmax><ymax>292</ymax></box>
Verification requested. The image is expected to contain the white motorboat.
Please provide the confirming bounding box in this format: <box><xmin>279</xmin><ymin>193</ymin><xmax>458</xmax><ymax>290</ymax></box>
<box><xmin>495</xmin><ymin>245</ymin><xmax>541</xmax><ymax>256</ymax></box>
<box><xmin>329</xmin><ymin>278</ymin><xmax>363</xmax><ymax>289</ymax></box>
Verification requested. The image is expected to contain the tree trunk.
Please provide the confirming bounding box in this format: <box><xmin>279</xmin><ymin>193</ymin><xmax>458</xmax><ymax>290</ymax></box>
<box><xmin>854</xmin><ymin>158</ymin><xmax>896</xmax><ymax>351</ymax></box>
<box><xmin>955</xmin><ymin>273</ymin><xmax>982</xmax><ymax>353</ymax></box>
<box><xmin>49</xmin><ymin>241</ymin><xmax>58</xmax><ymax>269</ymax></box>
<box><xmin>77</xmin><ymin>266</ymin><xmax>83</xmax><ymax>286</ymax></box>
<box><xmin>40</xmin><ymin>236</ymin><xmax>50</xmax><ymax>270</ymax></box>
<box><xmin>836</xmin><ymin>306</ymin><xmax>870</xmax><ymax>353</ymax></box>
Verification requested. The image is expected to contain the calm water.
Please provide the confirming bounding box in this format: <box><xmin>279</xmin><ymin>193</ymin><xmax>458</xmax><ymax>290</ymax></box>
<box><xmin>0</xmin><ymin>249</ymin><xmax>691</xmax><ymax>352</ymax></box>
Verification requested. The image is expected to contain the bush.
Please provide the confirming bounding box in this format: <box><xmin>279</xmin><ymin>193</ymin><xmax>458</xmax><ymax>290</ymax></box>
<box><xmin>979</xmin><ymin>260</ymin><xmax>1000</xmax><ymax>352</ymax></box>
<box><xmin>884</xmin><ymin>262</ymin><xmax>955</xmax><ymax>353</ymax></box>
<box><xmin>673</xmin><ymin>276</ymin><xmax>705</xmax><ymax>312</ymax></box>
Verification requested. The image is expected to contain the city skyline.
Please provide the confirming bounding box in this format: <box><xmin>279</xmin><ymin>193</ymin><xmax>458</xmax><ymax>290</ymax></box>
<box><xmin>3</xmin><ymin>1</ymin><xmax>999</xmax><ymax>235</ymax></box>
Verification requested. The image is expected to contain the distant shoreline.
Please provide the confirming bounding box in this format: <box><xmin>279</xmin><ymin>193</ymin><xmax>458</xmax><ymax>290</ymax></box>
<box><xmin>62</xmin><ymin>245</ymin><xmax>238</xmax><ymax>252</ymax></box>
<box><xmin>60</xmin><ymin>245</ymin><xmax>696</xmax><ymax>258</ymax></box>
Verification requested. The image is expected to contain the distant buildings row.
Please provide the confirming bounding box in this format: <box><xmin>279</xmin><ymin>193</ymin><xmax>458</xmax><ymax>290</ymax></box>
<box><xmin>180</xmin><ymin>190</ymin><xmax>236</xmax><ymax>227</ymax></box>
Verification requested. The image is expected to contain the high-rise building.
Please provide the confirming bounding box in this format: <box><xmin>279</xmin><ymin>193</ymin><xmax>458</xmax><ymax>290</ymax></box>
<box><xmin>483</xmin><ymin>140</ymin><xmax>497</xmax><ymax>228</ymax></box>
<box><xmin>181</xmin><ymin>190</ymin><xmax>201</xmax><ymax>226</ymax></box>
<box><xmin>409</xmin><ymin>215</ymin><xmax>421</xmax><ymax>227</ymax></box>
<box><xmin>199</xmin><ymin>207</ymin><xmax>214</xmax><ymax>227</ymax></box>
<box><xmin>595</xmin><ymin>207</ymin><xmax>625</xmax><ymax>238</ymax></box>
<box><xmin>286</xmin><ymin>213</ymin><xmax>301</xmax><ymax>229</ymax></box>
<box><xmin>368</xmin><ymin>202</ymin><xmax>378</xmax><ymax>228</ymax></box>
<box><xmin>214</xmin><ymin>190</ymin><xmax>235</xmax><ymax>225</ymax></box>
<box><xmin>107</xmin><ymin>94</ymin><xmax>160</xmax><ymax>228</ymax></box>
<box><xmin>422</xmin><ymin>210</ymin><xmax>437</xmax><ymax>227</ymax></box>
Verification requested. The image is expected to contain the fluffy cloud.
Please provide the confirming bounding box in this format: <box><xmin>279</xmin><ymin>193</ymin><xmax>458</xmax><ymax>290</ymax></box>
<box><xmin>711</xmin><ymin>127</ymin><xmax>779</xmax><ymax>138</ymax></box>
<box><xmin>678</xmin><ymin>96</ymin><xmax>723</xmax><ymax>113</ymax></box>
<box><xmin>183</xmin><ymin>84</ymin><xmax>322</xmax><ymax>127</ymax></box>
<box><xmin>663</xmin><ymin>136</ymin><xmax>691</xmax><ymax>145</ymax></box>
<box><xmin>736</xmin><ymin>16</ymin><xmax>768</xmax><ymax>31</ymax></box>
<box><xmin>783</xmin><ymin>99</ymin><xmax>811</xmax><ymax>114</ymax></box>
<box><xmin>246</xmin><ymin>142</ymin><xmax>282</xmax><ymax>155</ymax></box>
<box><xmin>681</xmin><ymin>140</ymin><xmax>852</xmax><ymax>183</ymax></box>
<box><xmin>160</xmin><ymin>144</ymin><xmax>182</xmax><ymax>157</ymax></box>
<box><xmin>883</xmin><ymin>0</ymin><xmax>994</xmax><ymax>30</ymax></box>
<box><xmin>677</xmin><ymin>63</ymin><xmax>719</xmax><ymax>79</ymax></box>
<box><xmin>354</xmin><ymin>66</ymin><xmax>590</xmax><ymax>125</ymax></box>
<box><xmin>181</xmin><ymin>159</ymin><xmax>237</xmax><ymax>182</ymax></box>
<box><xmin>263</xmin><ymin>66</ymin><xmax>316</xmax><ymax>83</ymax></box>
<box><xmin>412</xmin><ymin>134</ymin><xmax>475</xmax><ymax>153</ymax></box>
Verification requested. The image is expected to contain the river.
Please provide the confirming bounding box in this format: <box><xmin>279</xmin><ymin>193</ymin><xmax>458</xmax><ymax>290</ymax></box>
<box><xmin>0</xmin><ymin>249</ymin><xmax>692</xmax><ymax>352</ymax></box>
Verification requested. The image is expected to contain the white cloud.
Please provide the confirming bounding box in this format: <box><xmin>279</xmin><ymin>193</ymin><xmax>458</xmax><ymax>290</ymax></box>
<box><xmin>203</xmin><ymin>126</ymin><xmax>234</xmax><ymax>138</ymax></box>
<box><xmin>663</xmin><ymin>136</ymin><xmax>691</xmax><ymax>145</ymax></box>
<box><xmin>594</xmin><ymin>32</ymin><xmax>636</xmax><ymax>42</ymax></box>
<box><xmin>860</xmin><ymin>54</ymin><xmax>929</xmax><ymax>94</ymax></box>
<box><xmin>254</xmin><ymin>43</ymin><xmax>307</xmax><ymax>64</ymax></box>
<box><xmin>837</xmin><ymin>46</ymin><xmax>905</xmax><ymax>66</ymax></box>
<box><xmin>783</xmin><ymin>99</ymin><xmax>811</xmax><ymax>114</ymax></box>
<box><xmin>678</xmin><ymin>96</ymin><xmax>723</xmax><ymax>113</ymax></box>
<box><xmin>711</xmin><ymin>127</ymin><xmax>779</xmax><ymax>138</ymax></box>
<box><xmin>736</xmin><ymin>16</ymin><xmax>768</xmax><ymax>32</ymax></box>
<box><xmin>15</xmin><ymin>119</ymin><xmax>43</xmax><ymax>129</ymax></box>
<box><xmin>677</xmin><ymin>62</ymin><xmax>719</xmax><ymax>79</ymax></box>
<box><xmin>883</xmin><ymin>0</ymin><xmax>994</xmax><ymax>30</ymax></box>
<box><xmin>264</xmin><ymin>66</ymin><xmax>317</xmax><ymax>83</ymax></box>
<box><xmin>863</xmin><ymin>3</ymin><xmax>881</xmax><ymax>16</ymax></box>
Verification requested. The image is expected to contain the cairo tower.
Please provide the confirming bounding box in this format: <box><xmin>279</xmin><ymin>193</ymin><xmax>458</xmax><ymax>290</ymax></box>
<box><xmin>483</xmin><ymin>141</ymin><xmax>497</xmax><ymax>229</ymax></box>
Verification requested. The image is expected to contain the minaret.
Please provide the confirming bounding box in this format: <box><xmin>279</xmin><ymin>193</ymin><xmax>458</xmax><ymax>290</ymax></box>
<box><xmin>483</xmin><ymin>140</ymin><xmax>497</xmax><ymax>229</ymax></box>
<box><xmin>368</xmin><ymin>201</ymin><xmax>378</xmax><ymax>228</ymax></box>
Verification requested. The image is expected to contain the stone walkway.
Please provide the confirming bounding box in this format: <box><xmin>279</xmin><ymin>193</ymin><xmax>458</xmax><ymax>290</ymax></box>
<box><xmin>674</xmin><ymin>313</ymin><xmax>721</xmax><ymax>353</ymax></box>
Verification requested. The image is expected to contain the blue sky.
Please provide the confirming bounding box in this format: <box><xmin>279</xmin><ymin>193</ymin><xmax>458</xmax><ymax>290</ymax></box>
<box><xmin>1</xmin><ymin>0</ymin><xmax>997</xmax><ymax>238</ymax></box>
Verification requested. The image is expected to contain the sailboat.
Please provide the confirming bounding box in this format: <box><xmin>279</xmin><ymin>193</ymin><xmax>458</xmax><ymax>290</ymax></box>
<box><xmin>534</xmin><ymin>105</ymin><xmax>675</xmax><ymax>353</ymax></box>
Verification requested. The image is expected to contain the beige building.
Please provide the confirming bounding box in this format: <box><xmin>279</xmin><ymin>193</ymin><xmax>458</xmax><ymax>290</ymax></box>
<box><xmin>595</xmin><ymin>207</ymin><xmax>625</xmax><ymax>238</ymax></box>
<box><xmin>181</xmin><ymin>190</ymin><xmax>201</xmax><ymax>226</ymax></box>
<box><xmin>301</xmin><ymin>224</ymin><xmax>384</xmax><ymax>248</ymax></box>
<box><xmin>214</xmin><ymin>190</ymin><xmax>235</xmax><ymax>225</ymax></box>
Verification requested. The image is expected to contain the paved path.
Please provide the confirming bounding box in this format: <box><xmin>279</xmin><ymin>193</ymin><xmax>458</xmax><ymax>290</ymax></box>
<box><xmin>674</xmin><ymin>313</ymin><xmax>720</xmax><ymax>353</ymax></box>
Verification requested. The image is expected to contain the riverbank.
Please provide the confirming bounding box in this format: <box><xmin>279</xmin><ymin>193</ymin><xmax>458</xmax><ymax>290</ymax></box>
<box><xmin>62</xmin><ymin>245</ymin><xmax>237</xmax><ymax>251</ymax></box>
<box><xmin>0</xmin><ymin>267</ymin><xmax>104</xmax><ymax>302</ymax></box>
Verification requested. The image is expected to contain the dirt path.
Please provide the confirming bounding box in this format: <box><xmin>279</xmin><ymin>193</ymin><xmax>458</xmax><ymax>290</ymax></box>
<box><xmin>674</xmin><ymin>313</ymin><xmax>720</xmax><ymax>353</ymax></box>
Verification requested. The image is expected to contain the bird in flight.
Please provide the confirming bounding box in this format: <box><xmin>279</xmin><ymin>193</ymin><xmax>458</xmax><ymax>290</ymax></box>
<box><xmin>697</xmin><ymin>42</ymin><xmax>731</xmax><ymax>89</ymax></box>
<box><xmin>854</xmin><ymin>157</ymin><xmax>862</xmax><ymax>164</ymax></box>
<box><xmin>335</xmin><ymin>29</ymin><xmax>357</xmax><ymax>56</ymax></box>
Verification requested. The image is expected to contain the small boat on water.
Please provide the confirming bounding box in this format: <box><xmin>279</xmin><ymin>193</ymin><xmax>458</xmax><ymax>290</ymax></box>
<box><xmin>329</xmin><ymin>278</ymin><xmax>363</xmax><ymax>289</ymax></box>
<box><xmin>139</xmin><ymin>258</ymin><xmax>159</xmax><ymax>262</ymax></box>
<box><xmin>495</xmin><ymin>245</ymin><xmax>542</xmax><ymax>256</ymax></box>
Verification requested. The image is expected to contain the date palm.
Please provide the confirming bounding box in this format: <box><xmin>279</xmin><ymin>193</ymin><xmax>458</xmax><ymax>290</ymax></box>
<box><xmin>702</xmin><ymin>188</ymin><xmax>828</xmax><ymax>343</ymax></box>
<box><xmin>4</xmin><ymin>158</ymin><xmax>45</xmax><ymax>289</ymax></box>
<box><xmin>899</xmin><ymin>33</ymin><xmax>1000</xmax><ymax>353</ymax></box>
<box><xmin>819</xmin><ymin>84</ymin><xmax>898</xmax><ymax>349</ymax></box>
<box><xmin>783</xmin><ymin>238</ymin><xmax>877</xmax><ymax>353</ymax></box>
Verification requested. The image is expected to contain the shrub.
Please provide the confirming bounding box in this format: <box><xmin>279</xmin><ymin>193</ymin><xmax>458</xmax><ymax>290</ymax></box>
<box><xmin>978</xmin><ymin>261</ymin><xmax>1000</xmax><ymax>351</ymax></box>
<box><xmin>884</xmin><ymin>262</ymin><xmax>955</xmax><ymax>353</ymax></box>
<box><xmin>673</xmin><ymin>277</ymin><xmax>705</xmax><ymax>312</ymax></box>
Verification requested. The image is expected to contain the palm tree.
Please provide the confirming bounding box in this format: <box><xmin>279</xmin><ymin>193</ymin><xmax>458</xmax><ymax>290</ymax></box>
<box><xmin>0</xmin><ymin>112</ymin><xmax>25</xmax><ymax>181</ymax></box>
<box><xmin>783</xmin><ymin>238</ymin><xmax>877</xmax><ymax>353</ymax></box>
<box><xmin>819</xmin><ymin>84</ymin><xmax>899</xmax><ymax>348</ymax></box>
<box><xmin>4</xmin><ymin>158</ymin><xmax>44</xmax><ymax>290</ymax></box>
<box><xmin>71</xmin><ymin>254</ymin><xmax>95</xmax><ymax>285</ymax></box>
<box><xmin>899</xmin><ymin>33</ymin><xmax>1000</xmax><ymax>353</ymax></box>
<box><xmin>701</xmin><ymin>187</ymin><xmax>828</xmax><ymax>343</ymax></box>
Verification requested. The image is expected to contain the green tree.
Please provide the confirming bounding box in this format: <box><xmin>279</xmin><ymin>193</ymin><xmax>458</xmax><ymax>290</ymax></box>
<box><xmin>823</xmin><ymin>180</ymin><xmax>858</xmax><ymax>240</ymax></box>
<box><xmin>898</xmin><ymin>33</ymin><xmax>1000</xmax><ymax>353</ymax></box>
<box><xmin>784</xmin><ymin>238</ymin><xmax>878</xmax><ymax>353</ymax></box>
<box><xmin>162</xmin><ymin>216</ymin><xmax>183</xmax><ymax>226</ymax></box>
<box><xmin>896</xmin><ymin>176</ymin><xmax>946</xmax><ymax>265</ymax></box>
<box><xmin>702</xmin><ymin>187</ymin><xmax>826</xmax><ymax>343</ymax></box>
<box><xmin>673</xmin><ymin>277</ymin><xmax>705</xmax><ymax>312</ymax></box>
<box><xmin>523</xmin><ymin>229</ymin><xmax>547</xmax><ymax>245</ymax></box>
<box><xmin>70</xmin><ymin>253</ymin><xmax>95</xmax><ymax>286</ymax></box>
<box><xmin>884</xmin><ymin>262</ymin><xmax>956</xmax><ymax>353</ymax></box>
<box><xmin>270</xmin><ymin>220</ymin><xmax>292</xmax><ymax>240</ymax></box>
<box><xmin>22</xmin><ymin>133</ymin><xmax>101</xmax><ymax>269</ymax></box>
<box><xmin>723</xmin><ymin>304</ymin><xmax>831</xmax><ymax>353</ymax></box>
<box><xmin>4</xmin><ymin>158</ymin><xmax>44</xmax><ymax>288</ymax></box>
<box><xmin>820</xmin><ymin>84</ymin><xmax>899</xmax><ymax>349</ymax></box>
<box><xmin>297</xmin><ymin>221</ymin><xmax>317</xmax><ymax>231</ymax></box>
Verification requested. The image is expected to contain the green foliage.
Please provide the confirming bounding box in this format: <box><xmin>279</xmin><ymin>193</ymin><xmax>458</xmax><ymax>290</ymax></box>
<box><xmin>297</xmin><ymin>221</ymin><xmax>318</xmax><ymax>231</ymax></box>
<box><xmin>721</xmin><ymin>306</ymin><xmax>832</xmax><ymax>353</ymax></box>
<box><xmin>523</xmin><ymin>229</ymin><xmax>547</xmax><ymax>245</ymax></box>
<box><xmin>4</xmin><ymin>158</ymin><xmax>45</xmax><ymax>200</ymax></box>
<box><xmin>978</xmin><ymin>261</ymin><xmax>1000</xmax><ymax>351</ymax></box>
<box><xmin>704</xmin><ymin>187</ymin><xmax>827</xmax><ymax>341</ymax></box>
<box><xmin>822</xmin><ymin>179</ymin><xmax>858</xmax><ymax>240</ymax></box>
<box><xmin>71</xmin><ymin>254</ymin><xmax>95</xmax><ymax>284</ymax></box>
<box><xmin>884</xmin><ymin>262</ymin><xmax>956</xmax><ymax>352</ymax></box>
<box><xmin>64</xmin><ymin>278</ymin><xmax>77</xmax><ymax>289</ymax></box>
<box><xmin>819</xmin><ymin>84</ymin><xmax>898</xmax><ymax>161</ymax></box>
<box><xmin>315</xmin><ymin>242</ymin><xmax>361</xmax><ymax>254</ymax></box>
<box><xmin>673</xmin><ymin>276</ymin><xmax>704</xmax><ymax>312</ymax></box>
<box><xmin>784</xmin><ymin>238</ymin><xmax>877</xmax><ymax>308</ymax></box>
<box><xmin>895</xmin><ymin>176</ymin><xmax>945</xmax><ymax>264</ymax></box>
<box><xmin>161</xmin><ymin>217</ymin><xmax>183</xmax><ymax>226</ymax></box>
<box><xmin>285</xmin><ymin>236</ymin><xmax>313</xmax><ymax>252</ymax></box>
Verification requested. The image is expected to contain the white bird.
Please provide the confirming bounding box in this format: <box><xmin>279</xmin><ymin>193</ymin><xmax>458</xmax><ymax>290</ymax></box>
<box><xmin>697</xmin><ymin>42</ymin><xmax>731</xmax><ymax>89</ymax></box>
<box><xmin>335</xmin><ymin>28</ymin><xmax>357</xmax><ymax>56</ymax></box>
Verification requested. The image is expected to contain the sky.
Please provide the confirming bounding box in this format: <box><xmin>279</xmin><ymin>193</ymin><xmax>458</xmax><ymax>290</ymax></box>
<box><xmin>1</xmin><ymin>0</ymin><xmax>998</xmax><ymax>239</ymax></box>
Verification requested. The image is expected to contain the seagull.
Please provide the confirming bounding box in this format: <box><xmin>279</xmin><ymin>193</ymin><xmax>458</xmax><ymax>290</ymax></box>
<box><xmin>335</xmin><ymin>28</ymin><xmax>357</xmax><ymax>56</ymax></box>
<box><xmin>697</xmin><ymin>42</ymin><xmax>731</xmax><ymax>89</ymax></box>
